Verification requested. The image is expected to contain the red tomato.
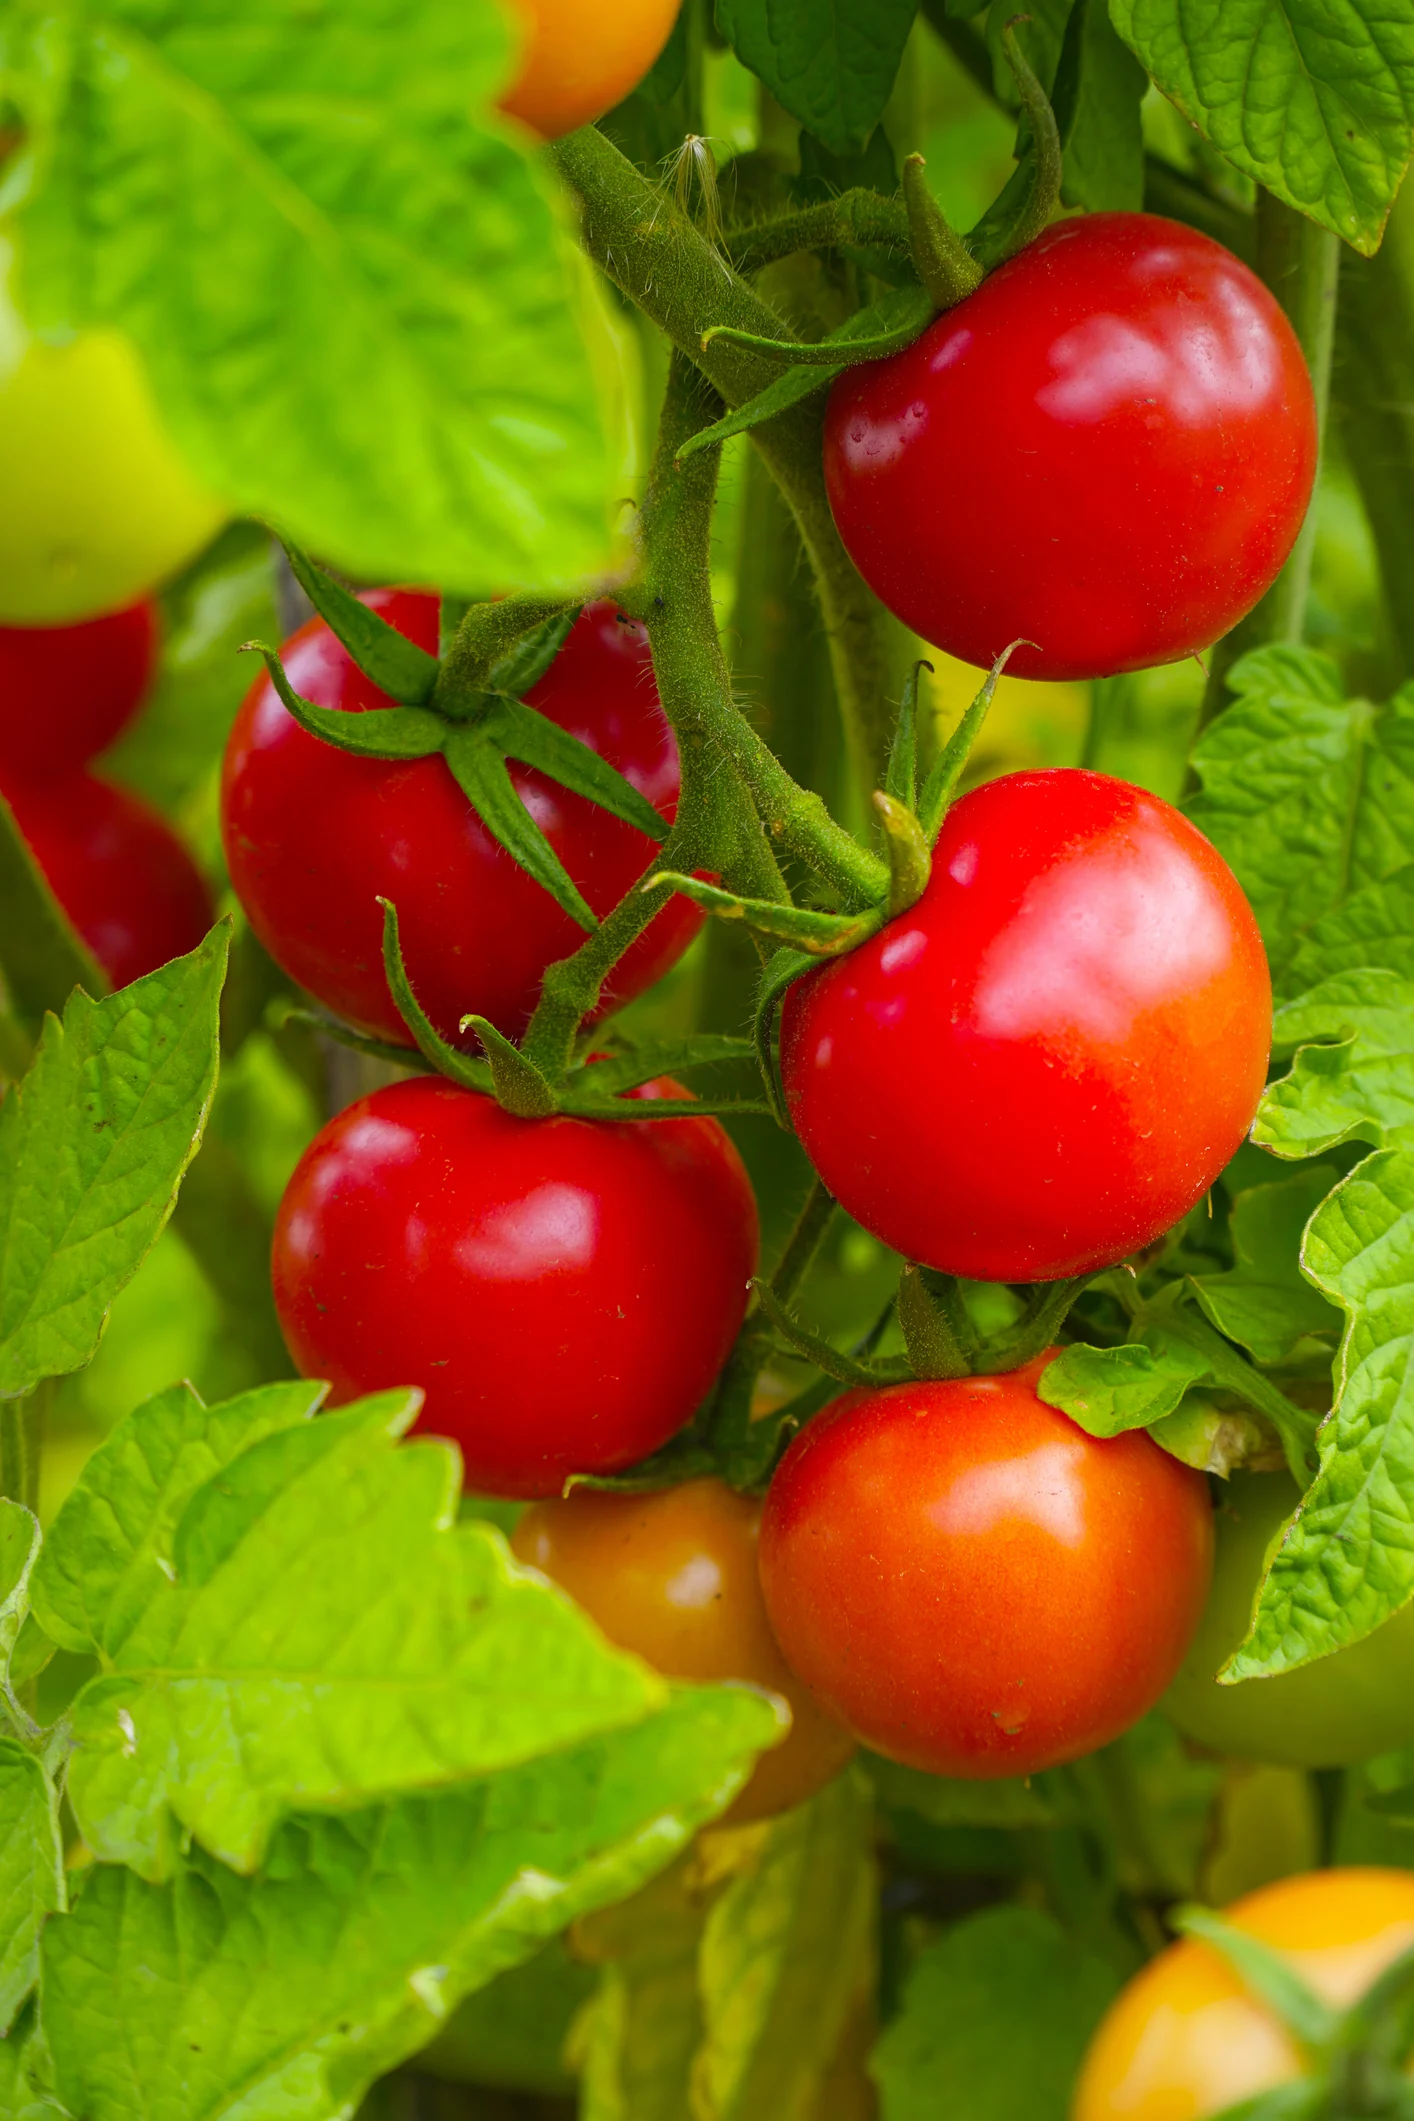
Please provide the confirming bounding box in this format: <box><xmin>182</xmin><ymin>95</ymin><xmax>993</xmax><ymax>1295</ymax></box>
<box><xmin>824</xmin><ymin>215</ymin><xmax>1317</xmax><ymax>681</ymax></box>
<box><xmin>0</xmin><ymin>601</ymin><xmax>157</xmax><ymax>780</ymax></box>
<box><xmin>221</xmin><ymin>594</ymin><xmax>702</xmax><ymax>1050</ymax></box>
<box><xmin>758</xmin><ymin>1354</ymin><xmax>1213</xmax><ymax>1778</ymax></box>
<box><xmin>271</xmin><ymin>1075</ymin><xmax>759</xmax><ymax>1498</ymax></box>
<box><xmin>6</xmin><ymin>772</ymin><xmax>213</xmax><ymax>989</ymax></box>
<box><xmin>780</xmin><ymin>769</ymin><xmax>1271</xmax><ymax>1282</ymax></box>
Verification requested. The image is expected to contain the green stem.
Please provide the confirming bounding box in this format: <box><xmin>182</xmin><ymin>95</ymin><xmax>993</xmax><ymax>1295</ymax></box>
<box><xmin>1334</xmin><ymin>175</ymin><xmax>1414</xmax><ymax>678</ymax></box>
<box><xmin>1198</xmin><ymin>194</ymin><xmax>1340</xmax><ymax>728</ymax></box>
<box><xmin>0</xmin><ymin>1383</ymin><xmax>48</xmax><ymax>1517</ymax></box>
<box><xmin>551</xmin><ymin>123</ymin><xmax>901</xmax><ymax>796</ymax></box>
<box><xmin>727</xmin><ymin>191</ymin><xmax>910</xmax><ymax>275</ymax></box>
<box><xmin>769</xmin><ymin>1178</ymin><xmax>836</xmax><ymax>1303</ymax></box>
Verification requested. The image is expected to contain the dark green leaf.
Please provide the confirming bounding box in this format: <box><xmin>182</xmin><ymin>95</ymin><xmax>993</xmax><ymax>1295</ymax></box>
<box><xmin>716</xmin><ymin>0</ymin><xmax>921</xmax><ymax>157</ymax></box>
<box><xmin>480</xmin><ymin>696</ymin><xmax>669</xmax><ymax>842</ymax></box>
<box><xmin>443</xmin><ymin>730</ymin><xmax>599</xmax><ymax>933</ymax></box>
<box><xmin>280</xmin><ymin>542</ymin><xmax>440</xmax><ymax>705</ymax></box>
<box><xmin>0</xmin><ymin>794</ymin><xmax>107</xmax><ymax>1027</ymax></box>
<box><xmin>1050</xmin><ymin>0</ymin><xmax>1147</xmax><ymax>211</ymax></box>
<box><xmin>1191</xmin><ymin>1167</ymin><xmax>1343</xmax><ymax>1362</ymax></box>
<box><xmin>243</xmin><ymin>643</ymin><xmax>446</xmax><ymax>759</ymax></box>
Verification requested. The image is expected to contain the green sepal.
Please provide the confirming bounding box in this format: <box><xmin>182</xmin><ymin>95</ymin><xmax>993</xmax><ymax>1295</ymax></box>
<box><xmin>462</xmin><ymin>1015</ymin><xmax>559</xmax><ymax>1119</ymax></box>
<box><xmin>990</xmin><ymin>18</ymin><xmax>1065</xmax><ymax>264</ymax></box>
<box><xmin>873</xmin><ymin>791</ymin><xmax>931</xmax><ymax>917</ymax></box>
<box><xmin>243</xmin><ymin>643</ymin><xmax>446</xmax><ymax>758</ymax></box>
<box><xmin>918</xmin><ymin>643</ymin><xmax>1020</xmax><ymax>845</ymax></box>
<box><xmin>649</xmin><ymin>873</ymin><xmax>878</xmax><ymax>956</ymax></box>
<box><xmin>0</xmin><ymin>792</ymin><xmax>108</xmax><ymax>1025</ymax></box>
<box><xmin>377</xmin><ymin>899</ymin><xmax>491</xmax><ymax>1093</ymax></box>
<box><xmin>564</xmin><ymin>1431</ymin><xmax>722</xmax><ymax>1495</ymax></box>
<box><xmin>754</xmin><ymin>948</ymin><xmax>817</xmax><ymax>1128</ymax></box>
<box><xmin>1171</xmin><ymin>1906</ymin><xmax>1336</xmax><ymax>2053</ymax></box>
<box><xmin>885</xmin><ymin>660</ymin><xmax>931</xmax><ymax>812</ymax></box>
<box><xmin>753</xmin><ymin>1281</ymin><xmax>909</xmax><ymax>1389</ymax></box>
<box><xmin>901</xmin><ymin>153</ymin><xmax>983</xmax><ymax>308</ymax></box>
<box><xmin>443</xmin><ymin>729</ymin><xmax>599</xmax><ymax>933</ymax></box>
<box><xmin>576</xmin><ymin>1036</ymin><xmax>757</xmax><ymax>1097</ymax></box>
<box><xmin>897</xmin><ymin>1266</ymin><xmax>971</xmax><ymax>1380</ymax></box>
<box><xmin>434</xmin><ymin>593</ymin><xmax>581</xmax><ymax>707</ymax></box>
<box><xmin>479</xmin><ymin>696</ymin><xmax>668</xmax><ymax>842</ymax></box>
<box><xmin>484</xmin><ymin>607</ymin><xmax>580</xmax><ymax>700</ymax></box>
<box><xmin>702</xmin><ymin>283</ymin><xmax>934</xmax><ymax>368</ymax></box>
<box><xmin>277</xmin><ymin>540</ymin><xmax>440</xmax><ymax>705</ymax></box>
<box><xmin>273</xmin><ymin>1005</ymin><xmax>434</xmax><ymax>1075</ymax></box>
<box><xmin>560</xmin><ymin>1090</ymin><xmax>775</xmax><ymax>1122</ymax></box>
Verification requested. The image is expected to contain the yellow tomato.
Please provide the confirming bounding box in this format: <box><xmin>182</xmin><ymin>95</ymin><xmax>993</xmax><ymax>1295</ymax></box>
<box><xmin>1073</xmin><ymin>1869</ymin><xmax>1414</xmax><ymax>2120</ymax></box>
<box><xmin>497</xmin><ymin>0</ymin><xmax>682</xmax><ymax>140</ymax></box>
<box><xmin>0</xmin><ymin>237</ymin><xmax>227</xmax><ymax>623</ymax></box>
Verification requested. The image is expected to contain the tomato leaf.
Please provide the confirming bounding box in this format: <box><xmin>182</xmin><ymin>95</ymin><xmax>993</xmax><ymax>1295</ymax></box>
<box><xmin>1228</xmin><ymin>1149</ymin><xmax>1414</xmax><ymax>1679</ymax></box>
<box><xmin>2</xmin><ymin>0</ymin><xmax>620</xmax><ymax>592</ymax></box>
<box><xmin>870</xmin><ymin>1904</ymin><xmax>1119</xmax><ymax>2121</ymax></box>
<box><xmin>1049</xmin><ymin>0</ymin><xmax>1148</xmax><ymax>213</ymax></box>
<box><xmin>41</xmin><ymin>1686</ymin><xmax>781</xmax><ymax>2121</ymax></box>
<box><xmin>1187</xmin><ymin>650</ymin><xmax>1414</xmax><ymax>977</ymax></box>
<box><xmin>0</xmin><ymin>794</ymin><xmax>108</xmax><ymax>1027</ymax></box>
<box><xmin>715</xmin><ymin>0</ymin><xmax>920</xmax><ymax>158</ymax></box>
<box><xmin>1190</xmin><ymin>1167</ymin><xmax>1344</xmax><ymax>1362</ymax></box>
<box><xmin>575</xmin><ymin>1858</ymin><xmax>707</xmax><ymax>2121</ymax></box>
<box><xmin>0</xmin><ymin>1744</ymin><xmax>63</xmax><ymax>2039</ymax></box>
<box><xmin>1038</xmin><ymin>1339</ymin><xmax>1212</xmax><ymax>1433</ymax></box>
<box><xmin>1108</xmin><ymin>0</ymin><xmax>1414</xmax><ymax>254</ymax></box>
<box><xmin>58</xmin><ymin>1387</ymin><xmax>673</xmax><ymax>1879</ymax></box>
<box><xmin>0</xmin><ymin>927</ymin><xmax>227</xmax><ymax>1400</ymax></box>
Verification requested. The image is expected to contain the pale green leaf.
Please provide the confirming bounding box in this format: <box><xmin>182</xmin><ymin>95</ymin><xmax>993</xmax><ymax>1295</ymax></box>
<box><xmin>0</xmin><ymin>1743</ymin><xmax>62</xmax><ymax>2036</ymax></box>
<box><xmin>1109</xmin><ymin>0</ymin><xmax>1414</xmax><ymax>253</ymax></box>
<box><xmin>1038</xmin><ymin>1338</ymin><xmax>1211</xmax><ymax>1433</ymax></box>
<box><xmin>1229</xmin><ymin>1149</ymin><xmax>1414</xmax><ymax>1679</ymax></box>
<box><xmin>870</xmin><ymin>1904</ymin><xmax>1119</xmax><ymax>2120</ymax></box>
<box><xmin>0</xmin><ymin>1500</ymin><xmax>39</xmax><ymax>1678</ymax></box>
<box><xmin>0</xmin><ymin>929</ymin><xmax>228</xmax><ymax>1398</ymax></box>
<box><xmin>576</xmin><ymin>1861</ymin><xmax>706</xmax><ymax>2121</ymax></box>
<box><xmin>4</xmin><ymin>0</ymin><xmax>618</xmax><ymax>594</ymax></box>
<box><xmin>1192</xmin><ymin>1167</ymin><xmax>1343</xmax><ymax>1360</ymax></box>
<box><xmin>694</xmin><ymin>1771</ymin><xmax>875</xmax><ymax>2121</ymax></box>
<box><xmin>0</xmin><ymin>2003</ymin><xmax>67</xmax><ymax>2120</ymax></box>
<box><xmin>62</xmin><ymin>1390</ymin><xmax>673</xmax><ymax>1878</ymax></box>
<box><xmin>716</xmin><ymin>0</ymin><xmax>919</xmax><ymax>156</ymax></box>
<box><xmin>1186</xmin><ymin>651</ymin><xmax>1414</xmax><ymax>975</ymax></box>
<box><xmin>43</xmin><ymin>1685</ymin><xmax>780</xmax><ymax>2121</ymax></box>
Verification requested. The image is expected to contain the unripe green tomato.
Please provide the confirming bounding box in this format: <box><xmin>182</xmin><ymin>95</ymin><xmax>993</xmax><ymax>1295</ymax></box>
<box><xmin>0</xmin><ymin>237</ymin><xmax>227</xmax><ymax>623</ymax></box>
<box><xmin>1164</xmin><ymin>1472</ymin><xmax>1414</xmax><ymax>1767</ymax></box>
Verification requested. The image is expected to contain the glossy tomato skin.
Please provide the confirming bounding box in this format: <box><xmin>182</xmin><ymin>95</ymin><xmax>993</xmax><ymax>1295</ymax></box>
<box><xmin>512</xmin><ymin>1479</ymin><xmax>855</xmax><ymax>1821</ymax></box>
<box><xmin>498</xmin><ymin>0</ymin><xmax>682</xmax><ymax>138</ymax></box>
<box><xmin>1074</xmin><ymin>1869</ymin><xmax>1414</xmax><ymax>2119</ymax></box>
<box><xmin>222</xmin><ymin>592</ymin><xmax>701</xmax><ymax>1051</ymax></box>
<box><xmin>271</xmin><ymin>1076</ymin><xmax>759</xmax><ymax>1499</ymax></box>
<box><xmin>780</xmin><ymin>769</ymin><xmax>1271</xmax><ymax>1282</ymax></box>
<box><xmin>1164</xmin><ymin>1473</ymin><xmax>1414</xmax><ymax>1768</ymax></box>
<box><xmin>824</xmin><ymin>215</ymin><xmax>1317</xmax><ymax>682</ymax></box>
<box><xmin>0</xmin><ymin>603</ymin><xmax>157</xmax><ymax>780</ymax></box>
<box><xmin>6</xmin><ymin>773</ymin><xmax>213</xmax><ymax>988</ymax></box>
<box><xmin>758</xmin><ymin>1355</ymin><xmax>1212</xmax><ymax>1779</ymax></box>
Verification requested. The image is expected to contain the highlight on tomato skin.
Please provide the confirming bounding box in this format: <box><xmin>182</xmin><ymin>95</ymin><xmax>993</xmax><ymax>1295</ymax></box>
<box><xmin>512</xmin><ymin>1478</ymin><xmax>856</xmax><ymax>1823</ymax></box>
<box><xmin>1073</xmin><ymin>1869</ymin><xmax>1414</xmax><ymax>2121</ymax></box>
<box><xmin>0</xmin><ymin>601</ymin><xmax>158</xmax><ymax>782</ymax></box>
<box><xmin>221</xmin><ymin>591</ymin><xmax>702</xmax><ymax>1054</ymax></box>
<box><xmin>271</xmin><ymin>1074</ymin><xmax>760</xmax><ymax>1500</ymax></box>
<box><xmin>780</xmin><ymin>767</ymin><xmax>1272</xmax><ymax>1283</ymax></box>
<box><xmin>757</xmin><ymin>1353</ymin><xmax>1214</xmax><ymax>1782</ymax></box>
<box><xmin>824</xmin><ymin>213</ymin><xmax>1317</xmax><ymax>683</ymax></box>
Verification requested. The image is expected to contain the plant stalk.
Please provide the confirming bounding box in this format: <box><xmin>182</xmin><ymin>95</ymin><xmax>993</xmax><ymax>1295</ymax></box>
<box><xmin>1334</xmin><ymin>174</ymin><xmax>1414</xmax><ymax>677</ymax></box>
<box><xmin>0</xmin><ymin>1383</ymin><xmax>49</xmax><ymax>1517</ymax></box>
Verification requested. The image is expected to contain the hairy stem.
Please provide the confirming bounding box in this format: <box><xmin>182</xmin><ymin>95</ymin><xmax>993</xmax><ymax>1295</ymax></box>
<box><xmin>0</xmin><ymin>1382</ymin><xmax>49</xmax><ymax>1516</ymax></box>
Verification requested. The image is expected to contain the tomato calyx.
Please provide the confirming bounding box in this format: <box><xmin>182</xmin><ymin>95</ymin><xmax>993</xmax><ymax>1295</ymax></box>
<box><xmin>1172</xmin><ymin>1904</ymin><xmax>1414</xmax><ymax>2121</ymax></box>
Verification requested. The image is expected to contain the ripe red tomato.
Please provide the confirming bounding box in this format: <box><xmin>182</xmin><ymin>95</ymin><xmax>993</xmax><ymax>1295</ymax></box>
<box><xmin>780</xmin><ymin>768</ymin><xmax>1271</xmax><ymax>1282</ymax></box>
<box><xmin>5</xmin><ymin>772</ymin><xmax>213</xmax><ymax>989</ymax></box>
<box><xmin>0</xmin><ymin>602</ymin><xmax>157</xmax><ymax>781</ymax></box>
<box><xmin>271</xmin><ymin>1075</ymin><xmax>759</xmax><ymax>1498</ymax></box>
<box><xmin>512</xmin><ymin>1479</ymin><xmax>856</xmax><ymax>1821</ymax></box>
<box><xmin>757</xmin><ymin>1354</ymin><xmax>1213</xmax><ymax>1779</ymax></box>
<box><xmin>824</xmin><ymin>214</ymin><xmax>1317</xmax><ymax>681</ymax></box>
<box><xmin>497</xmin><ymin>0</ymin><xmax>682</xmax><ymax>139</ymax></box>
<box><xmin>221</xmin><ymin>594</ymin><xmax>701</xmax><ymax>1051</ymax></box>
<box><xmin>1074</xmin><ymin>1869</ymin><xmax>1414</xmax><ymax>2119</ymax></box>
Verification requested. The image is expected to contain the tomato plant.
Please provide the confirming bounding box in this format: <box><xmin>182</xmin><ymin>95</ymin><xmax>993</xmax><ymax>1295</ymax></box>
<box><xmin>222</xmin><ymin>591</ymin><xmax>702</xmax><ymax>1048</ymax></box>
<box><xmin>0</xmin><ymin>604</ymin><xmax>158</xmax><ymax>781</ymax></box>
<box><xmin>781</xmin><ymin>768</ymin><xmax>1271</xmax><ymax>1281</ymax></box>
<box><xmin>511</xmin><ymin>1477</ymin><xmax>856</xmax><ymax>1819</ymax></box>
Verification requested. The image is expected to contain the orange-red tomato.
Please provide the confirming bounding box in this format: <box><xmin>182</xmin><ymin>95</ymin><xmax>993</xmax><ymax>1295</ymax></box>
<box><xmin>497</xmin><ymin>0</ymin><xmax>681</xmax><ymax>140</ymax></box>
<box><xmin>1074</xmin><ymin>1869</ymin><xmax>1414</xmax><ymax>2119</ymax></box>
<box><xmin>512</xmin><ymin>1478</ymin><xmax>856</xmax><ymax>1822</ymax></box>
<box><xmin>758</xmin><ymin>1355</ymin><xmax>1213</xmax><ymax>1779</ymax></box>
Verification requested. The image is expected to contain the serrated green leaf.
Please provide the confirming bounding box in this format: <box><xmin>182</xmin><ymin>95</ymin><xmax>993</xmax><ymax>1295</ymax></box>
<box><xmin>695</xmin><ymin>1772</ymin><xmax>875</xmax><ymax>2121</ymax></box>
<box><xmin>442</xmin><ymin>729</ymin><xmax>599</xmax><ymax>934</ymax></box>
<box><xmin>0</xmin><ymin>1743</ymin><xmax>63</xmax><ymax>2036</ymax></box>
<box><xmin>0</xmin><ymin>929</ymin><xmax>228</xmax><ymax>1399</ymax></box>
<box><xmin>479</xmin><ymin>696</ymin><xmax>669</xmax><ymax>843</ymax></box>
<box><xmin>0</xmin><ymin>795</ymin><xmax>107</xmax><ymax>1029</ymax></box>
<box><xmin>1109</xmin><ymin>0</ymin><xmax>1414</xmax><ymax>253</ymax></box>
<box><xmin>1038</xmin><ymin>1339</ymin><xmax>1211</xmax><ymax>1433</ymax></box>
<box><xmin>1192</xmin><ymin>1167</ymin><xmax>1343</xmax><ymax>1361</ymax></box>
<box><xmin>716</xmin><ymin>0</ymin><xmax>920</xmax><ymax>157</ymax></box>
<box><xmin>4</xmin><ymin>0</ymin><xmax>619</xmax><ymax>592</ymax></box>
<box><xmin>1187</xmin><ymin>651</ymin><xmax>1414</xmax><ymax>975</ymax></box>
<box><xmin>31</xmin><ymin>1378</ymin><xmax>324</xmax><ymax>1663</ymax></box>
<box><xmin>43</xmin><ymin>1684</ymin><xmax>780</xmax><ymax>2121</ymax></box>
<box><xmin>1229</xmin><ymin>1149</ymin><xmax>1414</xmax><ymax>1679</ymax></box>
<box><xmin>870</xmin><ymin>1904</ymin><xmax>1119</xmax><ymax>2121</ymax></box>
<box><xmin>0</xmin><ymin>2001</ymin><xmax>67</xmax><ymax>2120</ymax></box>
<box><xmin>281</xmin><ymin>543</ymin><xmax>439</xmax><ymax>706</ymax></box>
<box><xmin>62</xmin><ymin>1389</ymin><xmax>668</xmax><ymax>1878</ymax></box>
